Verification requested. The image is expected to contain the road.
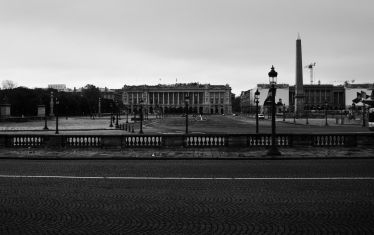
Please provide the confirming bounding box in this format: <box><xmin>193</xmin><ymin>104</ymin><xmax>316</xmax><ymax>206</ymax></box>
<box><xmin>1</xmin><ymin>159</ymin><xmax>373</xmax><ymax>234</ymax></box>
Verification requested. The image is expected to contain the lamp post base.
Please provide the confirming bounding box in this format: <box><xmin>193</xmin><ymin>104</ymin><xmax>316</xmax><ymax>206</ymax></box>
<box><xmin>266</xmin><ymin>146</ymin><xmax>282</xmax><ymax>156</ymax></box>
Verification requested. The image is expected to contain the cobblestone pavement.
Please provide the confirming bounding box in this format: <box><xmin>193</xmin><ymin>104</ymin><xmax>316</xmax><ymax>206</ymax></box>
<box><xmin>0</xmin><ymin>159</ymin><xmax>374</xmax><ymax>234</ymax></box>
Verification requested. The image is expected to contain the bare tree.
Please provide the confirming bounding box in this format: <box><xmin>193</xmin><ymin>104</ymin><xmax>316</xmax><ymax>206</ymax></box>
<box><xmin>1</xmin><ymin>80</ymin><xmax>17</xmax><ymax>89</ymax></box>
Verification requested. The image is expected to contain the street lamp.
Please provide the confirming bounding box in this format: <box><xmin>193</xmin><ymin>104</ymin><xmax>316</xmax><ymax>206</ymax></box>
<box><xmin>126</xmin><ymin>106</ymin><xmax>129</xmax><ymax>123</ymax></box>
<box><xmin>325</xmin><ymin>100</ymin><xmax>328</xmax><ymax>126</ymax></box>
<box><xmin>139</xmin><ymin>99</ymin><xmax>144</xmax><ymax>134</ymax></box>
<box><xmin>340</xmin><ymin>105</ymin><xmax>344</xmax><ymax>125</ymax></box>
<box><xmin>115</xmin><ymin>101</ymin><xmax>119</xmax><ymax>128</ymax></box>
<box><xmin>43</xmin><ymin>101</ymin><xmax>49</xmax><ymax>130</ymax></box>
<box><xmin>305</xmin><ymin>103</ymin><xmax>309</xmax><ymax>124</ymax></box>
<box><xmin>185</xmin><ymin>96</ymin><xmax>190</xmax><ymax>134</ymax></box>
<box><xmin>362</xmin><ymin>104</ymin><xmax>366</xmax><ymax>127</ymax></box>
<box><xmin>44</xmin><ymin>113</ymin><xmax>49</xmax><ymax>130</ymax></box>
<box><xmin>109</xmin><ymin>103</ymin><xmax>113</xmax><ymax>127</ymax></box>
<box><xmin>55</xmin><ymin>97</ymin><xmax>59</xmax><ymax>134</ymax></box>
<box><xmin>254</xmin><ymin>89</ymin><xmax>260</xmax><ymax>134</ymax></box>
<box><xmin>98</xmin><ymin>97</ymin><xmax>101</xmax><ymax>117</ymax></box>
<box><xmin>282</xmin><ymin>103</ymin><xmax>286</xmax><ymax>122</ymax></box>
<box><xmin>267</xmin><ymin>65</ymin><xmax>281</xmax><ymax>156</ymax></box>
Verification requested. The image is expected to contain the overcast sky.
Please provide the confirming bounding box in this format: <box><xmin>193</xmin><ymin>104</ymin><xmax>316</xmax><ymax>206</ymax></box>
<box><xmin>0</xmin><ymin>0</ymin><xmax>373</xmax><ymax>95</ymax></box>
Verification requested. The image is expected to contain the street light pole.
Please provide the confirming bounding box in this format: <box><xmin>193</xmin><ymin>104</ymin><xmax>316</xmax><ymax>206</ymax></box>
<box><xmin>305</xmin><ymin>103</ymin><xmax>309</xmax><ymax>124</ymax></box>
<box><xmin>340</xmin><ymin>105</ymin><xmax>344</xmax><ymax>125</ymax></box>
<box><xmin>139</xmin><ymin>99</ymin><xmax>144</xmax><ymax>134</ymax></box>
<box><xmin>109</xmin><ymin>103</ymin><xmax>113</xmax><ymax>127</ymax></box>
<box><xmin>55</xmin><ymin>97</ymin><xmax>59</xmax><ymax>134</ymax></box>
<box><xmin>267</xmin><ymin>66</ymin><xmax>281</xmax><ymax>156</ymax></box>
<box><xmin>115</xmin><ymin>101</ymin><xmax>119</xmax><ymax>128</ymax></box>
<box><xmin>282</xmin><ymin>103</ymin><xmax>285</xmax><ymax>122</ymax></box>
<box><xmin>126</xmin><ymin>107</ymin><xmax>129</xmax><ymax>123</ymax></box>
<box><xmin>185</xmin><ymin>96</ymin><xmax>190</xmax><ymax>134</ymax></box>
<box><xmin>325</xmin><ymin>100</ymin><xmax>328</xmax><ymax>126</ymax></box>
<box><xmin>44</xmin><ymin>105</ymin><xmax>49</xmax><ymax>130</ymax></box>
<box><xmin>362</xmin><ymin>104</ymin><xmax>366</xmax><ymax>127</ymax></box>
<box><xmin>254</xmin><ymin>89</ymin><xmax>260</xmax><ymax>134</ymax></box>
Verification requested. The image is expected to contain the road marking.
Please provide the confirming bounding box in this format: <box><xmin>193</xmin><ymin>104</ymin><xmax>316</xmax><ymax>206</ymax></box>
<box><xmin>0</xmin><ymin>175</ymin><xmax>374</xmax><ymax>180</ymax></box>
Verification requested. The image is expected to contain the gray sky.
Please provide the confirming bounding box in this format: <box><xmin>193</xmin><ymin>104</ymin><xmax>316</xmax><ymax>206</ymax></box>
<box><xmin>0</xmin><ymin>0</ymin><xmax>373</xmax><ymax>95</ymax></box>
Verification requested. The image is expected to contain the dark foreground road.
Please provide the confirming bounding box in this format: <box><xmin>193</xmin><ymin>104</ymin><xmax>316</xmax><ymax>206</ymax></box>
<box><xmin>1</xmin><ymin>159</ymin><xmax>374</xmax><ymax>234</ymax></box>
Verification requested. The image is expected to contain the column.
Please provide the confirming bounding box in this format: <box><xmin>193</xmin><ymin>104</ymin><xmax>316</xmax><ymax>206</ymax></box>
<box><xmin>153</xmin><ymin>93</ymin><xmax>155</xmax><ymax>107</ymax></box>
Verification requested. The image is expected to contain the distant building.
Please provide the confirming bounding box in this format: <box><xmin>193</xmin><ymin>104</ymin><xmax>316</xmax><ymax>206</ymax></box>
<box><xmin>99</xmin><ymin>87</ymin><xmax>115</xmax><ymax>101</ymax></box>
<box><xmin>48</xmin><ymin>84</ymin><xmax>67</xmax><ymax>92</ymax></box>
<box><xmin>121</xmin><ymin>83</ymin><xmax>232</xmax><ymax>114</ymax></box>
<box><xmin>289</xmin><ymin>84</ymin><xmax>345</xmax><ymax>110</ymax></box>
<box><xmin>240</xmin><ymin>83</ymin><xmax>372</xmax><ymax>113</ymax></box>
<box><xmin>240</xmin><ymin>90</ymin><xmax>252</xmax><ymax>113</ymax></box>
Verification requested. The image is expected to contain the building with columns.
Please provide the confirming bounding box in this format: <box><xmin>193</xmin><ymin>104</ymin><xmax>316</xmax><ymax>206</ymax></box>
<box><xmin>121</xmin><ymin>83</ymin><xmax>232</xmax><ymax>115</ymax></box>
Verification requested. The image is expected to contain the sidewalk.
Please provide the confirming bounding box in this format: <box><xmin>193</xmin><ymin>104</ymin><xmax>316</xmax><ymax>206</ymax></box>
<box><xmin>1</xmin><ymin>146</ymin><xmax>373</xmax><ymax>160</ymax></box>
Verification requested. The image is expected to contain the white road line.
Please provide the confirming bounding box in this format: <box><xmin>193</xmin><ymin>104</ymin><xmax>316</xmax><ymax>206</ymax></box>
<box><xmin>0</xmin><ymin>175</ymin><xmax>374</xmax><ymax>180</ymax></box>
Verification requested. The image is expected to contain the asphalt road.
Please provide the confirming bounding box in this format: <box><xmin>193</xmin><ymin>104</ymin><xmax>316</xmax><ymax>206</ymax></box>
<box><xmin>1</xmin><ymin>159</ymin><xmax>373</xmax><ymax>234</ymax></box>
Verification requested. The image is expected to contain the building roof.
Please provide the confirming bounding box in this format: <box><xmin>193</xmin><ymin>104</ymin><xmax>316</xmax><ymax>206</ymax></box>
<box><xmin>122</xmin><ymin>83</ymin><xmax>231</xmax><ymax>90</ymax></box>
<box><xmin>345</xmin><ymin>83</ymin><xmax>374</xmax><ymax>89</ymax></box>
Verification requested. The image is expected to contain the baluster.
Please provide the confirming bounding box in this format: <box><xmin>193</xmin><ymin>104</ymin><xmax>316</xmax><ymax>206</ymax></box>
<box><xmin>124</xmin><ymin>137</ymin><xmax>128</xmax><ymax>147</ymax></box>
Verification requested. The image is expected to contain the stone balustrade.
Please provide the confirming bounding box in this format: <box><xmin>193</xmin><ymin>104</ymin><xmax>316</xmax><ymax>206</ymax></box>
<box><xmin>0</xmin><ymin>133</ymin><xmax>373</xmax><ymax>149</ymax></box>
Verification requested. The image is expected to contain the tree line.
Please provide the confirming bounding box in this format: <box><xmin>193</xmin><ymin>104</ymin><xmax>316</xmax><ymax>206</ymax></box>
<box><xmin>0</xmin><ymin>84</ymin><xmax>121</xmax><ymax>117</ymax></box>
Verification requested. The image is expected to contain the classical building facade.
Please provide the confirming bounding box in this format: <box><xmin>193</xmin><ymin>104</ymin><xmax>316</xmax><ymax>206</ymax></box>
<box><xmin>289</xmin><ymin>84</ymin><xmax>345</xmax><ymax>110</ymax></box>
<box><xmin>240</xmin><ymin>83</ymin><xmax>372</xmax><ymax>114</ymax></box>
<box><xmin>121</xmin><ymin>83</ymin><xmax>232</xmax><ymax>114</ymax></box>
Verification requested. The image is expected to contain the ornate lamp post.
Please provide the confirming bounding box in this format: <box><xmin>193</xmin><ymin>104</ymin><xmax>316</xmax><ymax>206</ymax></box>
<box><xmin>325</xmin><ymin>100</ymin><xmax>328</xmax><ymax>126</ymax></box>
<box><xmin>115</xmin><ymin>101</ymin><xmax>119</xmax><ymax>128</ymax></box>
<box><xmin>139</xmin><ymin>99</ymin><xmax>144</xmax><ymax>134</ymax></box>
<box><xmin>305</xmin><ymin>103</ymin><xmax>309</xmax><ymax>124</ymax></box>
<box><xmin>44</xmin><ymin>113</ymin><xmax>49</xmax><ymax>130</ymax></box>
<box><xmin>55</xmin><ymin>97</ymin><xmax>59</xmax><ymax>134</ymax></box>
<box><xmin>44</xmin><ymin>100</ymin><xmax>49</xmax><ymax>130</ymax></box>
<box><xmin>254</xmin><ymin>89</ymin><xmax>260</xmax><ymax>134</ymax></box>
<box><xmin>185</xmin><ymin>96</ymin><xmax>190</xmax><ymax>134</ymax></box>
<box><xmin>109</xmin><ymin>103</ymin><xmax>113</xmax><ymax>127</ymax></box>
<box><xmin>126</xmin><ymin>106</ymin><xmax>129</xmax><ymax>123</ymax></box>
<box><xmin>340</xmin><ymin>105</ymin><xmax>344</xmax><ymax>125</ymax></box>
<box><xmin>282</xmin><ymin>103</ymin><xmax>286</xmax><ymax>122</ymax></box>
<box><xmin>267</xmin><ymin>66</ymin><xmax>281</xmax><ymax>156</ymax></box>
<box><xmin>362</xmin><ymin>104</ymin><xmax>366</xmax><ymax>127</ymax></box>
<box><xmin>98</xmin><ymin>97</ymin><xmax>101</xmax><ymax>117</ymax></box>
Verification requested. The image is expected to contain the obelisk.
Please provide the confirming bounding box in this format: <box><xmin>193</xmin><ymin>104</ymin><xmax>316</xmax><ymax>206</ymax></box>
<box><xmin>295</xmin><ymin>34</ymin><xmax>304</xmax><ymax>116</ymax></box>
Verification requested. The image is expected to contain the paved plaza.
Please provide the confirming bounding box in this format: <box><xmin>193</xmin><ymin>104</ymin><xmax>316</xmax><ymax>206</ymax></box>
<box><xmin>0</xmin><ymin>114</ymin><xmax>370</xmax><ymax>134</ymax></box>
<box><xmin>0</xmin><ymin>159</ymin><xmax>374</xmax><ymax>234</ymax></box>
